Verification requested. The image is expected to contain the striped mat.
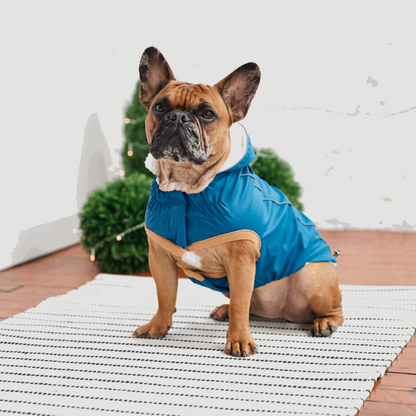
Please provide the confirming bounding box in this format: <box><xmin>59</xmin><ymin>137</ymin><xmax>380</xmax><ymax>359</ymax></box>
<box><xmin>1</xmin><ymin>274</ymin><xmax>416</xmax><ymax>416</ymax></box>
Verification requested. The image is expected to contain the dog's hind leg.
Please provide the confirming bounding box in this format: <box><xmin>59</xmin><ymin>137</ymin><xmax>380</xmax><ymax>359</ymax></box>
<box><xmin>210</xmin><ymin>294</ymin><xmax>230</xmax><ymax>321</ymax></box>
<box><xmin>297</xmin><ymin>262</ymin><xmax>344</xmax><ymax>337</ymax></box>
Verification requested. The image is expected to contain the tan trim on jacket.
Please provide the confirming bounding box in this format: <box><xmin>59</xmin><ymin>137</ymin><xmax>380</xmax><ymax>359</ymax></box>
<box><xmin>145</xmin><ymin>227</ymin><xmax>261</xmax><ymax>281</ymax></box>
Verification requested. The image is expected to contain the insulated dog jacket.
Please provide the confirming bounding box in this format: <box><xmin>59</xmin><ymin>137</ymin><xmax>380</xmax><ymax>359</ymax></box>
<box><xmin>145</xmin><ymin>126</ymin><xmax>336</xmax><ymax>294</ymax></box>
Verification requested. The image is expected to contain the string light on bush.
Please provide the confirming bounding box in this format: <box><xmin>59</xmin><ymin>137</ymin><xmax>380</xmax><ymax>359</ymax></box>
<box><xmin>86</xmin><ymin>221</ymin><xmax>146</xmax><ymax>262</ymax></box>
<box><xmin>127</xmin><ymin>143</ymin><xmax>134</xmax><ymax>157</ymax></box>
<box><xmin>124</xmin><ymin>115</ymin><xmax>149</xmax><ymax>158</ymax></box>
<box><xmin>108</xmin><ymin>164</ymin><xmax>126</xmax><ymax>177</ymax></box>
<box><xmin>126</xmin><ymin>141</ymin><xmax>149</xmax><ymax>157</ymax></box>
<box><xmin>124</xmin><ymin>116</ymin><xmax>147</xmax><ymax>126</ymax></box>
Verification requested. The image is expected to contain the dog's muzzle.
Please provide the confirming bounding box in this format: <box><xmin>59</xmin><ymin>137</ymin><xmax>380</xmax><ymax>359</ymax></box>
<box><xmin>150</xmin><ymin>111</ymin><xmax>207</xmax><ymax>164</ymax></box>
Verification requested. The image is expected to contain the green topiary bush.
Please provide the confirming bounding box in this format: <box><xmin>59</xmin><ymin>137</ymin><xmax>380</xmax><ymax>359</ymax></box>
<box><xmin>251</xmin><ymin>148</ymin><xmax>303</xmax><ymax>211</ymax></box>
<box><xmin>121</xmin><ymin>81</ymin><xmax>152</xmax><ymax>178</ymax></box>
<box><xmin>79</xmin><ymin>173</ymin><xmax>153</xmax><ymax>274</ymax></box>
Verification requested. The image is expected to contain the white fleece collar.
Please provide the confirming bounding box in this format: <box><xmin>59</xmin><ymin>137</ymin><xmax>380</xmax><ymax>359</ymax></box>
<box><xmin>218</xmin><ymin>122</ymin><xmax>248</xmax><ymax>173</ymax></box>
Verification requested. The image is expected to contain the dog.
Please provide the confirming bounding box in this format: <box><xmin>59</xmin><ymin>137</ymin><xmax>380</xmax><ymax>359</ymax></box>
<box><xmin>132</xmin><ymin>46</ymin><xmax>344</xmax><ymax>357</ymax></box>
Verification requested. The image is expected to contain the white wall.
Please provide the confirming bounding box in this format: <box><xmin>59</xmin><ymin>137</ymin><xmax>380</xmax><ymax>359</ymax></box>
<box><xmin>1</xmin><ymin>1</ymin><xmax>415</xmax><ymax>270</ymax></box>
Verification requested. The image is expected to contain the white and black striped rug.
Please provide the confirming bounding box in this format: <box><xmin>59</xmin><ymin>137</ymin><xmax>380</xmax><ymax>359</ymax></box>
<box><xmin>1</xmin><ymin>274</ymin><xmax>415</xmax><ymax>416</ymax></box>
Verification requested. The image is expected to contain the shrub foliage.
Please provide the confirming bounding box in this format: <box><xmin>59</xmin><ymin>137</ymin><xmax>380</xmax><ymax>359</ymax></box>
<box><xmin>79</xmin><ymin>173</ymin><xmax>153</xmax><ymax>273</ymax></box>
<box><xmin>251</xmin><ymin>148</ymin><xmax>303</xmax><ymax>211</ymax></box>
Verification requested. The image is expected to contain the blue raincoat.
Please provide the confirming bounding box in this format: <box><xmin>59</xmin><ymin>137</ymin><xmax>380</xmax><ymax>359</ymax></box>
<box><xmin>145</xmin><ymin>132</ymin><xmax>336</xmax><ymax>294</ymax></box>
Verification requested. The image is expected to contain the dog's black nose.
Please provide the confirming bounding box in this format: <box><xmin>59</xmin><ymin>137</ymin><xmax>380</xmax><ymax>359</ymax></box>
<box><xmin>168</xmin><ymin>111</ymin><xmax>192</xmax><ymax>123</ymax></box>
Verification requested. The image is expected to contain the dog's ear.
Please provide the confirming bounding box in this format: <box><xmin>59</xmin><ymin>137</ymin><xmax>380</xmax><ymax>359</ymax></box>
<box><xmin>214</xmin><ymin>63</ymin><xmax>261</xmax><ymax>122</ymax></box>
<box><xmin>139</xmin><ymin>47</ymin><xmax>175</xmax><ymax>108</ymax></box>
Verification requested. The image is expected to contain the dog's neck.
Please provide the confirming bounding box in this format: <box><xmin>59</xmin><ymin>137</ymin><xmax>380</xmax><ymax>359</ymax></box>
<box><xmin>145</xmin><ymin>123</ymin><xmax>248</xmax><ymax>194</ymax></box>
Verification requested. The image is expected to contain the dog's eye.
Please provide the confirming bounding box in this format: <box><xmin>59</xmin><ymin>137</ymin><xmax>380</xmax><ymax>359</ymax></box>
<box><xmin>202</xmin><ymin>110</ymin><xmax>214</xmax><ymax>119</ymax></box>
<box><xmin>154</xmin><ymin>103</ymin><xmax>164</xmax><ymax>113</ymax></box>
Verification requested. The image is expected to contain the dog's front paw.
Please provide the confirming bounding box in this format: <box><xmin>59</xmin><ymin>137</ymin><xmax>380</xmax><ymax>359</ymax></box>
<box><xmin>132</xmin><ymin>321</ymin><xmax>171</xmax><ymax>339</ymax></box>
<box><xmin>225</xmin><ymin>327</ymin><xmax>258</xmax><ymax>357</ymax></box>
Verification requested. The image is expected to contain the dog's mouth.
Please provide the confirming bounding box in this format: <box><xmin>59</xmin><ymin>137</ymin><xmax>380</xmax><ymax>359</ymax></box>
<box><xmin>150</xmin><ymin>111</ymin><xmax>208</xmax><ymax>165</ymax></box>
<box><xmin>151</xmin><ymin>134</ymin><xmax>207</xmax><ymax>164</ymax></box>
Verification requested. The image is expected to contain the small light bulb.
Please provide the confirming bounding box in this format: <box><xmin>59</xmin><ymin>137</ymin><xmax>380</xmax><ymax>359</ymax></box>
<box><xmin>73</xmin><ymin>228</ymin><xmax>78</xmax><ymax>234</ymax></box>
<box><xmin>108</xmin><ymin>165</ymin><xmax>115</xmax><ymax>172</ymax></box>
<box><xmin>124</xmin><ymin>117</ymin><xmax>130</xmax><ymax>124</ymax></box>
<box><xmin>116</xmin><ymin>235</ymin><xmax>122</xmax><ymax>241</ymax></box>
<box><xmin>119</xmin><ymin>170</ymin><xmax>125</xmax><ymax>177</ymax></box>
<box><xmin>90</xmin><ymin>254</ymin><xmax>95</xmax><ymax>261</ymax></box>
<box><xmin>128</xmin><ymin>143</ymin><xmax>133</xmax><ymax>157</ymax></box>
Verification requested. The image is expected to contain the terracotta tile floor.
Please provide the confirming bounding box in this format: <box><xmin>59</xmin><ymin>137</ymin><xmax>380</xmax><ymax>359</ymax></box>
<box><xmin>1</xmin><ymin>230</ymin><xmax>415</xmax><ymax>415</ymax></box>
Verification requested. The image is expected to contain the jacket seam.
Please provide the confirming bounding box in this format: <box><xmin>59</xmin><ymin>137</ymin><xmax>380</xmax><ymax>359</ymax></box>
<box><xmin>254</xmin><ymin>185</ymin><xmax>263</xmax><ymax>193</ymax></box>
<box><xmin>295</xmin><ymin>215</ymin><xmax>316</xmax><ymax>226</ymax></box>
<box><xmin>263</xmin><ymin>198</ymin><xmax>292</xmax><ymax>206</ymax></box>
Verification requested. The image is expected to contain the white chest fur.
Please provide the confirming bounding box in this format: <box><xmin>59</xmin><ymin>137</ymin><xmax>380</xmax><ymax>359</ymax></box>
<box><xmin>181</xmin><ymin>251</ymin><xmax>202</xmax><ymax>269</ymax></box>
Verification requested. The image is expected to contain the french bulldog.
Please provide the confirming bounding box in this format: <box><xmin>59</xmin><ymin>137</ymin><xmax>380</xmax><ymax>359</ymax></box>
<box><xmin>132</xmin><ymin>46</ymin><xmax>344</xmax><ymax>357</ymax></box>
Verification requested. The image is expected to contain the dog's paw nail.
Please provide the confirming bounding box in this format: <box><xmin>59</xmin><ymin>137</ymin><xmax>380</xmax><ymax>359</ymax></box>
<box><xmin>330</xmin><ymin>326</ymin><xmax>336</xmax><ymax>332</ymax></box>
<box><xmin>226</xmin><ymin>349</ymin><xmax>230</xmax><ymax>355</ymax></box>
<box><xmin>243</xmin><ymin>351</ymin><xmax>247</xmax><ymax>357</ymax></box>
<box><xmin>253</xmin><ymin>347</ymin><xmax>258</xmax><ymax>354</ymax></box>
<box><xmin>236</xmin><ymin>351</ymin><xmax>241</xmax><ymax>357</ymax></box>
